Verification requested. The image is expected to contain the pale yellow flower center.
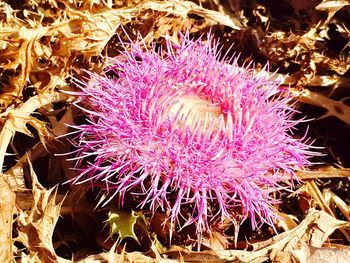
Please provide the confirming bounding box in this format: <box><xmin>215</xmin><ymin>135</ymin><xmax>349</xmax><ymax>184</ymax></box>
<box><xmin>167</xmin><ymin>95</ymin><xmax>223</xmax><ymax>132</ymax></box>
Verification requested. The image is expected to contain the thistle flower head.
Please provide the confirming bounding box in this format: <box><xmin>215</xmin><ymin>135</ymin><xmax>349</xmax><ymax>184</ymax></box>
<box><xmin>69</xmin><ymin>33</ymin><xmax>314</xmax><ymax>241</ymax></box>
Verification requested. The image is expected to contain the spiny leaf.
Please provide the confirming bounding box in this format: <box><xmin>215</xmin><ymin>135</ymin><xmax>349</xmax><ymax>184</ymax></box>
<box><xmin>0</xmin><ymin>176</ymin><xmax>16</xmax><ymax>262</ymax></box>
<box><xmin>0</xmin><ymin>91</ymin><xmax>72</xmax><ymax>181</ymax></box>
<box><xmin>105</xmin><ymin>210</ymin><xmax>149</xmax><ymax>243</ymax></box>
<box><xmin>14</xmin><ymin>158</ymin><xmax>69</xmax><ymax>263</ymax></box>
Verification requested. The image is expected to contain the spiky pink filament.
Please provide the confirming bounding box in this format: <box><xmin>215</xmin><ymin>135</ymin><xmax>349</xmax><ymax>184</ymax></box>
<box><xmin>68</xmin><ymin>33</ymin><xmax>315</xmax><ymax>240</ymax></box>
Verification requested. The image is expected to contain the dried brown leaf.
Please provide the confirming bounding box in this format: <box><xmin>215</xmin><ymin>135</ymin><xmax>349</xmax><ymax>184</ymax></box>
<box><xmin>215</xmin><ymin>209</ymin><xmax>348</xmax><ymax>262</ymax></box>
<box><xmin>291</xmin><ymin>88</ymin><xmax>350</xmax><ymax>126</ymax></box>
<box><xmin>139</xmin><ymin>0</ymin><xmax>244</xmax><ymax>30</ymax></box>
<box><xmin>0</xmin><ymin>91</ymin><xmax>72</xmax><ymax>187</ymax></box>
<box><xmin>77</xmin><ymin>244</ymin><xmax>177</xmax><ymax>262</ymax></box>
<box><xmin>4</xmin><ymin>142</ymin><xmax>47</xmax><ymax>191</ymax></box>
<box><xmin>157</xmin><ymin>210</ymin><xmax>349</xmax><ymax>262</ymax></box>
<box><xmin>0</xmin><ymin>176</ymin><xmax>16</xmax><ymax>262</ymax></box>
<box><xmin>15</xmin><ymin>159</ymin><xmax>69</xmax><ymax>263</ymax></box>
<box><xmin>292</xmin><ymin>244</ymin><xmax>350</xmax><ymax>263</ymax></box>
<box><xmin>275</xmin><ymin>212</ymin><xmax>299</xmax><ymax>231</ymax></box>
<box><xmin>316</xmin><ymin>0</ymin><xmax>350</xmax><ymax>24</ymax></box>
<box><xmin>297</xmin><ymin>166</ymin><xmax>350</xmax><ymax>179</ymax></box>
<box><xmin>201</xmin><ymin>230</ymin><xmax>230</xmax><ymax>251</ymax></box>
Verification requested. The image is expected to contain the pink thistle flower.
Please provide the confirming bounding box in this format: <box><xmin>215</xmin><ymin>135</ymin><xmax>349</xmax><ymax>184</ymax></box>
<box><xmin>68</xmin><ymin>33</ymin><xmax>314</xmax><ymax>242</ymax></box>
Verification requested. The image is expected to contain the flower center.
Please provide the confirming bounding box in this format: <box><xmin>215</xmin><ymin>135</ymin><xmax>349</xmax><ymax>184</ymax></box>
<box><xmin>167</xmin><ymin>95</ymin><xmax>223</xmax><ymax>132</ymax></box>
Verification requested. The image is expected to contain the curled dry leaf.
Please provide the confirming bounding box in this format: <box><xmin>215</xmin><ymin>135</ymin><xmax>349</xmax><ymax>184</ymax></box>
<box><xmin>297</xmin><ymin>166</ymin><xmax>350</xmax><ymax>179</ymax></box>
<box><xmin>0</xmin><ymin>0</ymin><xmax>239</xmax><ymax>110</ymax></box>
<box><xmin>253</xmin><ymin>1</ymin><xmax>350</xmax><ymax>88</ymax></box>
<box><xmin>301</xmin><ymin>181</ymin><xmax>350</xmax><ymax>241</ymax></box>
<box><xmin>140</xmin><ymin>0</ymin><xmax>245</xmax><ymax>30</ymax></box>
<box><xmin>134</xmin><ymin>209</ymin><xmax>349</xmax><ymax>263</ymax></box>
<box><xmin>292</xmin><ymin>244</ymin><xmax>350</xmax><ymax>263</ymax></box>
<box><xmin>0</xmin><ymin>2</ymin><xmax>127</xmax><ymax>109</ymax></box>
<box><xmin>0</xmin><ymin>91</ymin><xmax>72</xmax><ymax>187</ymax></box>
<box><xmin>14</xmin><ymin>160</ymin><xmax>69</xmax><ymax>263</ymax></box>
<box><xmin>217</xmin><ymin>209</ymin><xmax>348</xmax><ymax>262</ymax></box>
<box><xmin>316</xmin><ymin>0</ymin><xmax>350</xmax><ymax>24</ymax></box>
<box><xmin>275</xmin><ymin>211</ymin><xmax>298</xmax><ymax>232</ymax></box>
<box><xmin>291</xmin><ymin>88</ymin><xmax>350</xmax><ymax>127</ymax></box>
<box><xmin>4</xmin><ymin>142</ymin><xmax>48</xmax><ymax>191</ymax></box>
<box><xmin>186</xmin><ymin>209</ymin><xmax>347</xmax><ymax>263</ymax></box>
<box><xmin>77</xmin><ymin>250</ymin><xmax>177</xmax><ymax>263</ymax></box>
<box><xmin>0</xmin><ymin>176</ymin><xmax>16</xmax><ymax>262</ymax></box>
<box><xmin>325</xmin><ymin>189</ymin><xmax>350</xmax><ymax>221</ymax></box>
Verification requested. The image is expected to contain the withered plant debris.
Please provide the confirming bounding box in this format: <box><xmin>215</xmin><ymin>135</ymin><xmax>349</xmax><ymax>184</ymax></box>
<box><xmin>0</xmin><ymin>0</ymin><xmax>349</xmax><ymax>262</ymax></box>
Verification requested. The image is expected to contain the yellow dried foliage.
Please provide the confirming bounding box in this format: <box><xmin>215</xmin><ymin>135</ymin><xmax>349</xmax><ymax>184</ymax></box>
<box><xmin>0</xmin><ymin>176</ymin><xmax>16</xmax><ymax>262</ymax></box>
<box><xmin>152</xmin><ymin>210</ymin><xmax>349</xmax><ymax>263</ymax></box>
<box><xmin>14</xmin><ymin>159</ymin><xmax>68</xmax><ymax>262</ymax></box>
<box><xmin>0</xmin><ymin>0</ymin><xmax>349</xmax><ymax>262</ymax></box>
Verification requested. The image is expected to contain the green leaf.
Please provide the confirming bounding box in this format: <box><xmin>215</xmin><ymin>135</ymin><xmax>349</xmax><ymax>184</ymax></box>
<box><xmin>105</xmin><ymin>210</ymin><xmax>148</xmax><ymax>242</ymax></box>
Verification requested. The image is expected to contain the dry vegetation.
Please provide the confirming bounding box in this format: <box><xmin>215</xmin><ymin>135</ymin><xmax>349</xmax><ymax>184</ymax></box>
<box><xmin>0</xmin><ymin>0</ymin><xmax>350</xmax><ymax>262</ymax></box>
